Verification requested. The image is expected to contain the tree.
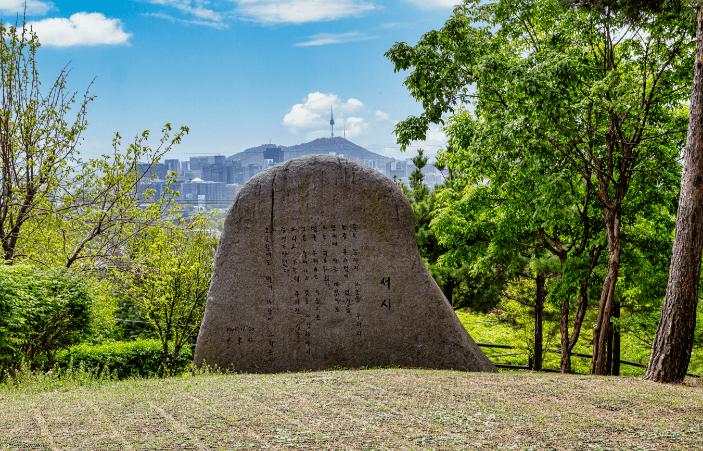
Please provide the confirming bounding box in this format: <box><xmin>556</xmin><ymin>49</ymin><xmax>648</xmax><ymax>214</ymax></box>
<box><xmin>0</xmin><ymin>18</ymin><xmax>90</xmax><ymax>263</ymax></box>
<box><xmin>0</xmin><ymin>17</ymin><xmax>189</xmax><ymax>270</ymax></box>
<box><xmin>645</xmin><ymin>2</ymin><xmax>703</xmax><ymax>383</ymax></box>
<box><xmin>438</xmin><ymin>109</ymin><xmax>609</xmax><ymax>372</ymax></box>
<box><xmin>24</xmin><ymin>126</ymin><xmax>188</xmax><ymax>270</ymax></box>
<box><xmin>118</xmin><ymin>217</ymin><xmax>217</xmax><ymax>377</ymax></box>
<box><xmin>386</xmin><ymin>0</ymin><xmax>690</xmax><ymax>375</ymax></box>
<box><xmin>563</xmin><ymin>0</ymin><xmax>702</xmax><ymax>387</ymax></box>
<box><xmin>400</xmin><ymin>148</ymin><xmax>506</xmax><ymax>311</ymax></box>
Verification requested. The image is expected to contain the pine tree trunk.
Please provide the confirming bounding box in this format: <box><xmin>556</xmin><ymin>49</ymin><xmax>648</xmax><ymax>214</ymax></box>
<box><xmin>560</xmin><ymin>281</ymin><xmax>589</xmax><ymax>373</ymax></box>
<box><xmin>606</xmin><ymin>321</ymin><xmax>613</xmax><ymax>375</ymax></box>
<box><xmin>560</xmin><ymin>297</ymin><xmax>572</xmax><ymax>373</ymax></box>
<box><xmin>612</xmin><ymin>301</ymin><xmax>620</xmax><ymax>376</ymax></box>
<box><xmin>443</xmin><ymin>278</ymin><xmax>456</xmax><ymax>306</ymax></box>
<box><xmin>644</xmin><ymin>6</ymin><xmax>703</xmax><ymax>383</ymax></box>
<box><xmin>162</xmin><ymin>342</ymin><xmax>169</xmax><ymax>378</ymax></box>
<box><xmin>591</xmin><ymin>210</ymin><xmax>622</xmax><ymax>375</ymax></box>
<box><xmin>534</xmin><ymin>275</ymin><xmax>545</xmax><ymax>372</ymax></box>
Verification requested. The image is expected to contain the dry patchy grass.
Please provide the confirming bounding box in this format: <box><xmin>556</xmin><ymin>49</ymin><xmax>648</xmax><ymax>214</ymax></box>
<box><xmin>0</xmin><ymin>369</ymin><xmax>701</xmax><ymax>450</ymax></box>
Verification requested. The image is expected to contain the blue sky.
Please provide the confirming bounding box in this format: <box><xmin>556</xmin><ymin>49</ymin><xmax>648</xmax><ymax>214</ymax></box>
<box><xmin>0</xmin><ymin>0</ymin><xmax>459</xmax><ymax>161</ymax></box>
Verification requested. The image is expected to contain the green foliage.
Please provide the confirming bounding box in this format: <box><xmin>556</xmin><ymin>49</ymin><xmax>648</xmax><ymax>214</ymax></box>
<box><xmin>117</xmin><ymin>216</ymin><xmax>216</xmax><ymax>376</ymax></box>
<box><xmin>501</xmin><ymin>279</ymin><xmax>561</xmax><ymax>362</ymax></box>
<box><xmin>399</xmin><ymin>149</ymin><xmax>504</xmax><ymax>312</ymax></box>
<box><xmin>459</xmin><ymin>308</ymin><xmax>703</xmax><ymax>376</ymax></box>
<box><xmin>55</xmin><ymin>339</ymin><xmax>193</xmax><ymax>380</ymax></box>
<box><xmin>0</xmin><ymin>14</ymin><xmax>189</xmax><ymax>271</ymax></box>
<box><xmin>111</xmin><ymin>300</ymin><xmax>159</xmax><ymax>341</ymax></box>
<box><xmin>23</xmin><ymin>124</ymin><xmax>190</xmax><ymax>271</ymax></box>
<box><xmin>387</xmin><ymin>0</ymin><xmax>692</xmax><ymax>373</ymax></box>
<box><xmin>0</xmin><ymin>17</ymin><xmax>93</xmax><ymax>264</ymax></box>
<box><xmin>0</xmin><ymin>265</ymin><xmax>93</xmax><ymax>371</ymax></box>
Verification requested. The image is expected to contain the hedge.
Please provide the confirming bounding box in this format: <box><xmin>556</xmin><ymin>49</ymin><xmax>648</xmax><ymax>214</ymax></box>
<box><xmin>55</xmin><ymin>339</ymin><xmax>193</xmax><ymax>379</ymax></box>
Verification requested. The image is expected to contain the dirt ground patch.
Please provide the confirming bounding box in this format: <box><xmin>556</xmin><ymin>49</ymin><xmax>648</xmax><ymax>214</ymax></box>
<box><xmin>0</xmin><ymin>369</ymin><xmax>701</xmax><ymax>450</ymax></box>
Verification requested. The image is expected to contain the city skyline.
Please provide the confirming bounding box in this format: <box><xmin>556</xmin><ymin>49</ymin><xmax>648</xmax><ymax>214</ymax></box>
<box><xmin>137</xmin><ymin>136</ymin><xmax>445</xmax><ymax>210</ymax></box>
<box><xmin>1</xmin><ymin>0</ymin><xmax>460</xmax><ymax>164</ymax></box>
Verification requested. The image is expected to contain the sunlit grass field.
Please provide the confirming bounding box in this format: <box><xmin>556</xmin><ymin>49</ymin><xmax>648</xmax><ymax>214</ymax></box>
<box><xmin>458</xmin><ymin>310</ymin><xmax>703</xmax><ymax>377</ymax></box>
<box><xmin>1</xmin><ymin>367</ymin><xmax>701</xmax><ymax>450</ymax></box>
<box><xmin>1</xmin><ymin>310</ymin><xmax>701</xmax><ymax>450</ymax></box>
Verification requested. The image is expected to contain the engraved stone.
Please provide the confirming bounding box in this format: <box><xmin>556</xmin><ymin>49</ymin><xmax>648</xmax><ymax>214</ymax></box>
<box><xmin>194</xmin><ymin>155</ymin><xmax>497</xmax><ymax>373</ymax></box>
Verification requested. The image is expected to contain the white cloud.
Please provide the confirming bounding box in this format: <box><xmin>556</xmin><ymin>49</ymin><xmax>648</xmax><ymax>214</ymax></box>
<box><xmin>407</xmin><ymin>125</ymin><xmax>447</xmax><ymax>158</ymax></box>
<box><xmin>295</xmin><ymin>31</ymin><xmax>375</xmax><ymax>47</ymax></box>
<box><xmin>374</xmin><ymin>110</ymin><xmax>389</xmax><ymax>121</ymax></box>
<box><xmin>143</xmin><ymin>11</ymin><xmax>228</xmax><ymax>28</ymax></box>
<box><xmin>27</xmin><ymin>13</ymin><xmax>132</xmax><ymax>47</ymax></box>
<box><xmin>425</xmin><ymin>125</ymin><xmax>447</xmax><ymax>145</ymax></box>
<box><xmin>283</xmin><ymin>92</ymin><xmax>365</xmax><ymax>130</ymax></box>
<box><xmin>0</xmin><ymin>0</ymin><xmax>54</xmax><ymax>16</ymax></box>
<box><xmin>344</xmin><ymin>116</ymin><xmax>367</xmax><ymax>137</ymax></box>
<box><xmin>404</xmin><ymin>0</ymin><xmax>460</xmax><ymax>9</ymax></box>
<box><xmin>148</xmin><ymin>0</ymin><xmax>224</xmax><ymax>21</ymax></box>
<box><xmin>284</xmin><ymin>103</ymin><xmax>323</xmax><ymax>129</ymax></box>
<box><xmin>305</xmin><ymin>129</ymin><xmax>329</xmax><ymax>140</ymax></box>
<box><xmin>235</xmin><ymin>0</ymin><xmax>377</xmax><ymax>24</ymax></box>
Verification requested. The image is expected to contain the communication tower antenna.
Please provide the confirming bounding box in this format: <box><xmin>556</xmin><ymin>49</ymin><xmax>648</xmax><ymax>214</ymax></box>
<box><xmin>330</xmin><ymin>105</ymin><xmax>335</xmax><ymax>137</ymax></box>
<box><xmin>344</xmin><ymin>122</ymin><xmax>346</xmax><ymax>139</ymax></box>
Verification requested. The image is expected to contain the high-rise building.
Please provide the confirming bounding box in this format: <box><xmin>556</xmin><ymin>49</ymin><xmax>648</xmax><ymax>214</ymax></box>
<box><xmin>189</xmin><ymin>156</ymin><xmax>211</xmax><ymax>171</ymax></box>
<box><xmin>140</xmin><ymin>162</ymin><xmax>168</xmax><ymax>180</ymax></box>
<box><xmin>264</xmin><ymin>147</ymin><xmax>283</xmax><ymax>163</ymax></box>
<box><xmin>385</xmin><ymin>161</ymin><xmax>405</xmax><ymax>179</ymax></box>
<box><xmin>164</xmin><ymin>159</ymin><xmax>180</xmax><ymax>174</ymax></box>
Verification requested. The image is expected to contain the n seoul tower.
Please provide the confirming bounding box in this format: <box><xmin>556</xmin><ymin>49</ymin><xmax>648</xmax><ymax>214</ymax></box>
<box><xmin>330</xmin><ymin>105</ymin><xmax>335</xmax><ymax>137</ymax></box>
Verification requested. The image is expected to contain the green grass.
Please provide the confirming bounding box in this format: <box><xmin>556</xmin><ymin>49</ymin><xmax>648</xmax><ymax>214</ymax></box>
<box><xmin>457</xmin><ymin>310</ymin><xmax>703</xmax><ymax>377</ymax></box>
<box><xmin>1</xmin><ymin>310</ymin><xmax>701</xmax><ymax>449</ymax></box>
<box><xmin>0</xmin><ymin>368</ymin><xmax>701</xmax><ymax>450</ymax></box>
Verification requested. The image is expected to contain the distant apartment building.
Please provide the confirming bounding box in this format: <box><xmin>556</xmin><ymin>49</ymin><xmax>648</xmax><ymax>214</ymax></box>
<box><xmin>385</xmin><ymin>160</ymin><xmax>406</xmax><ymax>179</ymax></box>
<box><xmin>137</xmin><ymin>177</ymin><xmax>226</xmax><ymax>204</ymax></box>
<box><xmin>140</xmin><ymin>162</ymin><xmax>169</xmax><ymax>180</ymax></box>
<box><xmin>137</xmin><ymin>147</ymin><xmax>443</xmax><ymax>210</ymax></box>
<box><xmin>263</xmin><ymin>147</ymin><xmax>283</xmax><ymax>164</ymax></box>
<box><xmin>164</xmin><ymin>159</ymin><xmax>180</xmax><ymax>174</ymax></box>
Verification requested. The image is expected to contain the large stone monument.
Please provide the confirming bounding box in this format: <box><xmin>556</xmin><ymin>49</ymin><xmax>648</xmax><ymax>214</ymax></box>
<box><xmin>194</xmin><ymin>155</ymin><xmax>496</xmax><ymax>373</ymax></box>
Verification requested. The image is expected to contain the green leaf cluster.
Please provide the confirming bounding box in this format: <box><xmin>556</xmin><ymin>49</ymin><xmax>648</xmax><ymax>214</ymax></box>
<box><xmin>0</xmin><ymin>265</ymin><xmax>93</xmax><ymax>371</ymax></box>
<box><xmin>116</xmin><ymin>216</ymin><xmax>216</xmax><ymax>376</ymax></box>
<box><xmin>54</xmin><ymin>339</ymin><xmax>194</xmax><ymax>380</ymax></box>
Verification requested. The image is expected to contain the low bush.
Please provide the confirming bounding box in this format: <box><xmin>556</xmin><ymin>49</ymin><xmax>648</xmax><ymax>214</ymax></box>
<box><xmin>55</xmin><ymin>339</ymin><xmax>193</xmax><ymax>379</ymax></box>
<box><xmin>0</xmin><ymin>265</ymin><xmax>93</xmax><ymax>371</ymax></box>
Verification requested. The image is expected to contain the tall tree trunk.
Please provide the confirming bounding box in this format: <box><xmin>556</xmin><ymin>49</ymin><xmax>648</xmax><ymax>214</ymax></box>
<box><xmin>645</xmin><ymin>6</ymin><xmax>703</xmax><ymax>383</ymax></box>
<box><xmin>534</xmin><ymin>275</ymin><xmax>545</xmax><ymax>371</ymax></box>
<box><xmin>560</xmin><ymin>297</ymin><xmax>572</xmax><ymax>373</ymax></box>
<box><xmin>162</xmin><ymin>342</ymin><xmax>169</xmax><ymax>378</ymax></box>
<box><xmin>560</xmin><ymin>281</ymin><xmax>589</xmax><ymax>373</ymax></box>
<box><xmin>443</xmin><ymin>277</ymin><xmax>456</xmax><ymax>306</ymax></box>
<box><xmin>606</xmin><ymin>319</ymin><xmax>613</xmax><ymax>375</ymax></box>
<box><xmin>592</xmin><ymin>209</ymin><xmax>622</xmax><ymax>375</ymax></box>
<box><xmin>612</xmin><ymin>300</ymin><xmax>620</xmax><ymax>376</ymax></box>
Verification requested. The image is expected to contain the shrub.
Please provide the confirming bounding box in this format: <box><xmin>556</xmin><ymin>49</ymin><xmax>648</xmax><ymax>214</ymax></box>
<box><xmin>55</xmin><ymin>339</ymin><xmax>194</xmax><ymax>379</ymax></box>
<box><xmin>0</xmin><ymin>265</ymin><xmax>93</xmax><ymax>371</ymax></box>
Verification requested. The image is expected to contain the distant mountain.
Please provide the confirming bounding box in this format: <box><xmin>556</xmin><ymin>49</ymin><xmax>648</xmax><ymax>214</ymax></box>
<box><xmin>227</xmin><ymin>137</ymin><xmax>394</xmax><ymax>166</ymax></box>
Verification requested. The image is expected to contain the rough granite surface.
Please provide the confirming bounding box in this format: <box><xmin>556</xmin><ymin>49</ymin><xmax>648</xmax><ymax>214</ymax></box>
<box><xmin>194</xmin><ymin>155</ymin><xmax>497</xmax><ymax>373</ymax></box>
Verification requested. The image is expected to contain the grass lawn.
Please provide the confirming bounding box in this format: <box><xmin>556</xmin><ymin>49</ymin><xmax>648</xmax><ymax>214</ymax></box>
<box><xmin>1</xmin><ymin>368</ymin><xmax>701</xmax><ymax>450</ymax></box>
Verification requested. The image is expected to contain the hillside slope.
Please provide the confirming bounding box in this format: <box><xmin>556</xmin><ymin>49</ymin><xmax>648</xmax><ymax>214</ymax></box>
<box><xmin>228</xmin><ymin>137</ymin><xmax>392</xmax><ymax>166</ymax></box>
